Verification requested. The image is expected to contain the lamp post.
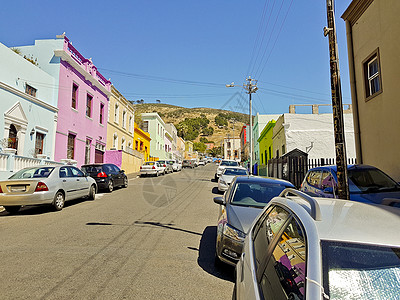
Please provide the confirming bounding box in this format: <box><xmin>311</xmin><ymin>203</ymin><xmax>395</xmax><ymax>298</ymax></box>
<box><xmin>226</xmin><ymin>76</ymin><xmax>258</xmax><ymax>174</ymax></box>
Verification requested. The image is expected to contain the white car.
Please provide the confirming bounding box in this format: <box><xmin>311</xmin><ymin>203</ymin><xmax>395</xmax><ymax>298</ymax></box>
<box><xmin>215</xmin><ymin>159</ymin><xmax>240</xmax><ymax>180</ymax></box>
<box><xmin>234</xmin><ymin>189</ymin><xmax>400</xmax><ymax>300</ymax></box>
<box><xmin>218</xmin><ymin>167</ymin><xmax>249</xmax><ymax>192</ymax></box>
<box><xmin>198</xmin><ymin>160</ymin><xmax>205</xmax><ymax>166</ymax></box>
<box><xmin>169</xmin><ymin>160</ymin><xmax>182</xmax><ymax>172</ymax></box>
<box><xmin>140</xmin><ymin>161</ymin><xmax>163</xmax><ymax>177</ymax></box>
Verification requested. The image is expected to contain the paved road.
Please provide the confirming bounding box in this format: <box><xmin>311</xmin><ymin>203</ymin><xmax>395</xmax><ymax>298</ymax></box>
<box><xmin>0</xmin><ymin>164</ymin><xmax>234</xmax><ymax>300</ymax></box>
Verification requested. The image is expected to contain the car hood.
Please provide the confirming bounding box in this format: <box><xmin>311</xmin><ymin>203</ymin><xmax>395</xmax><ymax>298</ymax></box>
<box><xmin>226</xmin><ymin>204</ymin><xmax>264</xmax><ymax>234</ymax></box>
<box><xmin>220</xmin><ymin>175</ymin><xmax>236</xmax><ymax>183</ymax></box>
<box><xmin>350</xmin><ymin>190</ymin><xmax>400</xmax><ymax>205</ymax></box>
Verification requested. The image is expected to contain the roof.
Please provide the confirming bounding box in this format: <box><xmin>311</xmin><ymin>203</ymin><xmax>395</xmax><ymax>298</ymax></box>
<box><xmin>274</xmin><ymin>196</ymin><xmax>400</xmax><ymax>247</ymax></box>
<box><xmin>308</xmin><ymin>164</ymin><xmax>380</xmax><ymax>173</ymax></box>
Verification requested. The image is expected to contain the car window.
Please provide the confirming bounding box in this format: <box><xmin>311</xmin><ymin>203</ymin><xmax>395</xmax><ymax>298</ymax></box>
<box><xmin>348</xmin><ymin>168</ymin><xmax>400</xmax><ymax>193</ymax></box>
<box><xmin>322</xmin><ymin>241</ymin><xmax>400</xmax><ymax>300</ymax></box>
<box><xmin>260</xmin><ymin>217</ymin><xmax>306</xmax><ymax>300</ymax></box>
<box><xmin>9</xmin><ymin>167</ymin><xmax>54</xmax><ymax>179</ymax></box>
<box><xmin>253</xmin><ymin>206</ymin><xmax>291</xmax><ymax>270</ymax></box>
<box><xmin>111</xmin><ymin>164</ymin><xmax>120</xmax><ymax>173</ymax></box>
<box><xmin>307</xmin><ymin>170</ymin><xmax>322</xmax><ymax>188</ymax></box>
<box><xmin>82</xmin><ymin>165</ymin><xmax>102</xmax><ymax>174</ymax></box>
<box><xmin>69</xmin><ymin>167</ymin><xmax>84</xmax><ymax>177</ymax></box>
<box><xmin>321</xmin><ymin>171</ymin><xmax>335</xmax><ymax>189</ymax></box>
<box><xmin>59</xmin><ymin>167</ymin><xmax>71</xmax><ymax>178</ymax></box>
<box><xmin>223</xmin><ymin>168</ymin><xmax>248</xmax><ymax>176</ymax></box>
<box><xmin>145</xmin><ymin>162</ymin><xmax>155</xmax><ymax>166</ymax></box>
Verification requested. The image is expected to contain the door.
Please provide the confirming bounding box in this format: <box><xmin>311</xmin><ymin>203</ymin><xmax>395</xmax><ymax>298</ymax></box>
<box><xmin>59</xmin><ymin>166</ymin><xmax>76</xmax><ymax>200</ymax></box>
<box><xmin>68</xmin><ymin>166</ymin><xmax>89</xmax><ymax>198</ymax></box>
<box><xmin>95</xmin><ymin>150</ymin><xmax>104</xmax><ymax>163</ymax></box>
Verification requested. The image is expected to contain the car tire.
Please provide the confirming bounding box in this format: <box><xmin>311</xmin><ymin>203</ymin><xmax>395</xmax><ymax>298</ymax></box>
<box><xmin>52</xmin><ymin>191</ymin><xmax>65</xmax><ymax>211</ymax></box>
<box><xmin>107</xmin><ymin>180</ymin><xmax>114</xmax><ymax>193</ymax></box>
<box><xmin>4</xmin><ymin>205</ymin><xmax>21</xmax><ymax>214</ymax></box>
<box><xmin>88</xmin><ymin>184</ymin><xmax>96</xmax><ymax>200</ymax></box>
<box><xmin>123</xmin><ymin>177</ymin><xmax>128</xmax><ymax>188</ymax></box>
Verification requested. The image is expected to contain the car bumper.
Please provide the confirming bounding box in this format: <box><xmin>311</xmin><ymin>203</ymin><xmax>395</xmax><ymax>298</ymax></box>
<box><xmin>93</xmin><ymin>178</ymin><xmax>109</xmax><ymax>189</ymax></box>
<box><xmin>0</xmin><ymin>192</ymin><xmax>54</xmax><ymax>206</ymax></box>
<box><xmin>218</xmin><ymin>182</ymin><xmax>229</xmax><ymax>192</ymax></box>
<box><xmin>217</xmin><ymin>235</ymin><xmax>244</xmax><ymax>266</ymax></box>
<box><xmin>140</xmin><ymin>170</ymin><xmax>158</xmax><ymax>175</ymax></box>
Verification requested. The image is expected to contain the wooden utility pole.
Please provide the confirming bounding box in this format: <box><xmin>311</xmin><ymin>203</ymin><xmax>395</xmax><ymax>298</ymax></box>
<box><xmin>325</xmin><ymin>0</ymin><xmax>349</xmax><ymax>199</ymax></box>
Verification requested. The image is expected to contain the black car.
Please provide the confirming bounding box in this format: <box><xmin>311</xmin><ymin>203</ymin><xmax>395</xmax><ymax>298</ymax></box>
<box><xmin>81</xmin><ymin>163</ymin><xmax>128</xmax><ymax>192</ymax></box>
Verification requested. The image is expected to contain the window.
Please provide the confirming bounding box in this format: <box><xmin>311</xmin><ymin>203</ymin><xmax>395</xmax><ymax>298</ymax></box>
<box><xmin>121</xmin><ymin>137</ymin><xmax>126</xmax><ymax>150</ymax></box>
<box><xmin>129</xmin><ymin>116</ymin><xmax>133</xmax><ymax>132</ymax></box>
<box><xmin>72</xmin><ymin>84</ymin><xmax>78</xmax><ymax>109</ymax></box>
<box><xmin>86</xmin><ymin>94</ymin><xmax>93</xmax><ymax>117</ymax></box>
<box><xmin>35</xmin><ymin>132</ymin><xmax>45</xmax><ymax>156</ymax></box>
<box><xmin>364</xmin><ymin>50</ymin><xmax>382</xmax><ymax>99</ymax></box>
<box><xmin>67</xmin><ymin>133</ymin><xmax>75</xmax><ymax>159</ymax></box>
<box><xmin>261</xmin><ymin>153</ymin><xmax>264</xmax><ymax>164</ymax></box>
<box><xmin>70</xmin><ymin>166</ymin><xmax>84</xmax><ymax>177</ymax></box>
<box><xmin>140</xmin><ymin>142</ymin><xmax>144</xmax><ymax>151</ymax></box>
<box><xmin>113</xmin><ymin>134</ymin><xmax>118</xmax><ymax>149</ymax></box>
<box><xmin>306</xmin><ymin>170</ymin><xmax>322</xmax><ymax>188</ymax></box>
<box><xmin>25</xmin><ymin>84</ymin><xmax>37</xmax><ymax>97</ymax></box>
<box><xmin>135</xmin><ymin>140</ymin><xmax>138</xmax><ymax>150</ymax></box>
<box><xmin>260</xmin><ymin>217</ymin><xmax>306</xmax><ymax>300</ymax></box>
<box><xmin>142</xmin><ymin>121</ymin><xmax>149</xmax><ymax>132</ymax></box>
<box><xmin>100</xmin><ymin>103</ymin><xmax>104</xmax><ymax>124</ymax></box>
<box><xmin>122</xmin><ymin>111</ymin><xmax>126</xmax><ymax>129</ymax></box>
<box><xmin>85</xmin><ymin>139</ymin><xmax>91</xmax><ymax>164</ymax></box>
<box><xmin>114</xmin><ymin>104</ymin><xmax>119</xmax><ymax>123</ymax></box>
<box><xmin>8</xmin><ymin>124</ymin><xmax>18</xmax><ymax>150</ymax></box>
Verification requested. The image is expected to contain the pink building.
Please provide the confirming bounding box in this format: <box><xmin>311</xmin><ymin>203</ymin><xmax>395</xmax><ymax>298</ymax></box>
<box><xmin>19</xmin><ymin>35</ymin><xmax>111</xmax><ymax>166</ymax></box>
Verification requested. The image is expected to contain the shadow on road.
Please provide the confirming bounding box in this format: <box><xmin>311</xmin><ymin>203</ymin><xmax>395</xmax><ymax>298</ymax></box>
<box><xmin>212</xmin><ymin>187</ymin><xmax>223</xmax><ymax>195</ymax></box>
<box><xmin>197</xmin><ymin>226</ymin><xmax>235</xmax><ymax>282</ymax></box>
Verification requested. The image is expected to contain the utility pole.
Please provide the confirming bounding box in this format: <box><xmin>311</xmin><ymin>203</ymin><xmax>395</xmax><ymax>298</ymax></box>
<box><xmin>324</xmin><ymin>0</ymin><xmax>349</xmax><ymax>200</ymax></box>
<box><xmin>226</xmin><ymin>76</ymin><xmax>258</xmax><ymax>174</ymax></box>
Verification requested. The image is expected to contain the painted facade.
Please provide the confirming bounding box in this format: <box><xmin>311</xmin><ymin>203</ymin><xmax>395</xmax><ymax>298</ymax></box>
<box><xmin>165</xmin><ymin>123</ymin><xmax>180</xmax><ymax>160</ymax></box>
<box><xmin>185</xmin><ymin>141</ymin><xmax>194</xmax><ymax>159</ymax></box>
<box><xmin>223</xmin><ymin>138</ymin><xmax>241</xmax><ymax>161</ymax></box>
<box><xmin>240</xmin><ymin>124</ymin><xmax>249</xmax><ymax>162</ymax></box>
<box><xmin>342</xmin><ymin>0</ymin><xmax>400</xmax><ymax>180</ymax></box>
<box><xmin>134</xmin><ymin>122</ymin><xmax>151</xmax><ymax>161</ymax></box>
<box><xmin>272</xmin><ymin>113</ymin><xmax>356</xmax><ymax>161</ymax></box>
<box><xmin>252</xmin><ymin>113</ymin><xmax>281</xmax><ymax>166</ymax></box>
<box><xmin>17</xmin><ymin>35</ymin><xmax>111</xmax><ymax>166</ymax></box>
<box><xmin>164</xmin><ymin>131</ymin><xmax>173</xmax><ymax>160</ymax></box>
<box><xmin>141</xmin><ymin>112</ymin><xmax>166</xmax><ymax>160</ymax></box>
<box><xmin>257</xmin><ymin>120</ymin><xmax>276</xmax><ymax>175</ymax></box>
<box><xmin>0</xmin><ymin>42</ymin><xmax>58</xmax><ymax>160</ymax></box>
<box><xmin>176</xmin><ymin>137</ymin><xmax>185</xmax><ymax>161</ymax></box>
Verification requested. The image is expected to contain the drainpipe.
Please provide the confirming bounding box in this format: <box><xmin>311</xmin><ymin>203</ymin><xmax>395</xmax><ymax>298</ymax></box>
<box><xmin>345</xmin><ymin>20</ymin><xmax>363</xmax><ymax>164</ymax></box>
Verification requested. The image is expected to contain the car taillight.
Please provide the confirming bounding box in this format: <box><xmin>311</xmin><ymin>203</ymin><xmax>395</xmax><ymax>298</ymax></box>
<box><xmin>163</xmin><ymin>164</ymin><xmax>166</xmax><ymax>167</ymax></box>
<box><xmin>140</xmin><ymin>166</ymin><xmax>142</xmax><ymax>169</ymax></box>
<box><xmin>35</xmin><ymin>182</ymin><xmax>49</xmax><ymax>192</ymax></box>
<box><xmin>97</xmin><ymin>172</ymin><xmax>107</xmax><ymax>178</ymax></box>
<box><xmin>0</xmin><ymin>185</ymin><xmax>3</xmax><ymax>193</ymax></box>
<box><xmin>152</xmin><ymin>166</ymin><xmax>156</xmax><ymax>169</ymax></box>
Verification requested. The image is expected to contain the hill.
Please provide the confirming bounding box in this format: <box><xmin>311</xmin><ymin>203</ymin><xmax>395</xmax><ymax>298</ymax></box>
<box><xmin>132</xmin><ymin>103</ymin><xmax>249</xmax><ymax>145</ymax></box>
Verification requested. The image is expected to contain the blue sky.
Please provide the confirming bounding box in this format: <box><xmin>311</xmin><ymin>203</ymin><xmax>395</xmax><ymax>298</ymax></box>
<box><xmin>0</xmin><ymin>0</ymin><xmax>353</xmax><ymax>115</ymax></box>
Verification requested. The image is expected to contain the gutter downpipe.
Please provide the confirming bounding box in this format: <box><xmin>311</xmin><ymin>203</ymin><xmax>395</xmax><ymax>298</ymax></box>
<box><xmin>345</xmin><ymin>20</ymin><xmax>363</xmax><ymax>164</ymax></box>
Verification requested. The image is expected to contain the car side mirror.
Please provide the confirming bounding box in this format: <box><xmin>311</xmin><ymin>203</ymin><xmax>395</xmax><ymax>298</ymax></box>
<box><xmin>120</xmin><ymin>170</ymin><xmax>125</xmax><ymax>173</ymax></box>
<box><xmin>213</xmin><ymin>196</ymin><xmax>225</xmax><ymax>205</ymax></box>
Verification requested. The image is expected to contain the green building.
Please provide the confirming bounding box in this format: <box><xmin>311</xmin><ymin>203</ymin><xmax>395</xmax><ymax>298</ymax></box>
<box><xmin>257</xmin><ymin>120</ymin><xmax>276</xmax><ymax>176</ymax></box>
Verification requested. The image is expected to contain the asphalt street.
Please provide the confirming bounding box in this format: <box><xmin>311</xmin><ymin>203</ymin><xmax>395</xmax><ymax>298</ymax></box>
<box><xmin>0</xmin><ymin>164</ymin><xmax>234</xmax><ymax>300</ymax></box>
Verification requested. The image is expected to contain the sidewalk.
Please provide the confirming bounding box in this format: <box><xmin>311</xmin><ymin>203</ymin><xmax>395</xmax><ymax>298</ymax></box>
<box><xmin>127</xmin><ymin>172</ymin><xmax>140</xmax><ymax>180</ymax></box>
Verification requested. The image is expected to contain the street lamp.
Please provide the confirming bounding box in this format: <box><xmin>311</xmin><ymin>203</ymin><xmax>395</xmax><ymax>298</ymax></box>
<box><xmin>226</xmin><ymin>76</ymin><xmax>258</xmax><ymax>174</ymax></box>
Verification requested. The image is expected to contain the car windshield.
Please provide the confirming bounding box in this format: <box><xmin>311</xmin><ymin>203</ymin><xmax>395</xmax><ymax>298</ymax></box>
<box><xmin>348</xmin><ymin>168</ymin><xmax>400</xmax><ymax>193</ymax></box>
<box><xmin>144</xmin><ymin>162</ymin><xmax>155</xmax><ymax>166</ymax></box>
<box><xmin>9</xmin><ymin>167</ymin><xmax>54</xmax><ymax>179</ymax></box>
<box><xmin>220</xmin><ymin>161</ymin><xmax>239</xmax><ymax>167</ymax></box>
<box><xmin>223</xmin><ymin>168</ymin><xmax>248</xmax><ymax>176</ymax></box>
<box><xmin>230</xmin><ymin>182</ymin><xmax>290</xmax><ymax>208</ymax></box>
<box><xmin>322</xmin><ymin>241</ymin><xmax>400</xmax><ymax>299</ymax></box>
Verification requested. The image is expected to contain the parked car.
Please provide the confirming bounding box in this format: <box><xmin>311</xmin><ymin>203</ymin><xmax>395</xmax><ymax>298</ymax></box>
<box><xmin>215</xmin><ymin>159</ymin><xmax>240</xmax><ymax>180</ymax></box>
<box><xmin>234</xmin><ymin>188</ymin><xmax>400</xmax><ymax>299</ymax></box>
<box><xmin>157</xmin><ymin>160</ymin><xmax>173</xmax><ymax>174</ymax></box>
<box><xmin>0</xmin><ymin>165</ymin><xmax>96</xmax><ymax>213</ymax></box>
<box><xmin>218</xmin><ymin>167</ymin><xmax>249</xmax><ymax>192</ymax></box>
<box><xmin>198</xmin><ymin>160</ymin><xmax>205</xmax><ymax>166</ymax></box>
<box><xmin>139</xmin><ymin>161</ymin><xmax>163</xmax><ymax>177</ymax></box>
<box><xmin>182</xmin><ymin>159</ymin><xmax>194</xmax><ymax>168</ymax></box>
<box><xmin>300</xmin><ymin>164</ymin><xmax>400</xmax><ymax>206</ymax></box>
<box><xmin>213</xmin><ymin>176</ymin><xmax>295</xmax><ymax>266</ymax></box>
<box><xmin>191</xmin><ymin>159</ymin><xmax>199</xmax><ymax>167</ymax></box>
<box><xmin>81</xmin><ymin>163</ymin><xmax>128</xmax><ymax>192</ymax></box>
<box><xmin>169</xmin><ymin>160</ymin><xmax>182</xmax><ymax>172</ymax></box>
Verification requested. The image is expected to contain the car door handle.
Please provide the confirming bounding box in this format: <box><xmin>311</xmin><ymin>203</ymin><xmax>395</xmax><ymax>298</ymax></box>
<box><xmin>76</xmin><ymin>179</ymin><xmax>80</xmax><ymax>181</ymax></box>
<box><xmin>63</xmin><ymin>179</ymin><xmax>66</xmax><ymax>182</ymax></box>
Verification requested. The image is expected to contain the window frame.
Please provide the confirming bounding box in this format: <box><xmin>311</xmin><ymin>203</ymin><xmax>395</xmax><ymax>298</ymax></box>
<box><xmin>99</xmin><ymin>102</ymin><xmax>104</xmax><ymax>124</ymax></box>
<box><xmin>363</xmin><ymin>48</ymin><xmax>383</xmax><ymax>101</ymax></box>
<box><xmin>67</xmin><ymin>133</ymin><xmax>76</xmax><ymax>159</ymax></box>
<box><xmin>25</xmin><ymin>84</ymin><xmax>37</xmax><ymax>97</ymax></box>
<box><xmin>86</xmin><ymin>93</ymin><xmax>93</xmax><ymax>118</ymax></box>
<box><xmin>35</xmin><ymin>132</ymin><xmax>45</xmax><ymax>156</ymax></box>
<box><xmin>72</xmin><ymin>83</ymin><xmax>78</xmax><ymax>109</ymax></box>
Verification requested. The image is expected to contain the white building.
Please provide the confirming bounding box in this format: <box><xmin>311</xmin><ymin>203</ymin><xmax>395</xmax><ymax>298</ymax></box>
<box><xmin>224</xmin><ymin>138</ymin><xmax>241</xmax><ymax>161</ymax></box>
<box><xmin>272</xmin><ymin>112</ymin><xmax>356</xmax><ymax>161</ymax></box>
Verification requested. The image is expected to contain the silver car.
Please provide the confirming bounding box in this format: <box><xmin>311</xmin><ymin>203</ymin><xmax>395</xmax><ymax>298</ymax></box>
<box><xmin>214</xmin><ymin>176</ymin><xmax>295</xmax><ymax>267</ymax></box>
<box><xmin>0</xmin><ymin>165</ymin><xmax>96</xmax><ymax>213</ymax></box>
<box><xmin>218</xmin><ymin>167</ymin><xmax>249</xmax><ymax>192</ymax></box>
<box><xmin>140</xmin><ymin>161</ymin><xmax>163</xmax><ymax>177</ymax></box>
<box><xmin>234</xmin><ymin>189</ymin><xmax>400</xmax><ymax>299</ymax></box>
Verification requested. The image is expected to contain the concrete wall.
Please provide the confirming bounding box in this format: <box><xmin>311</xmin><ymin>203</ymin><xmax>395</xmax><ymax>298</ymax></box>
<box><xmin>343</xmin><ymin>0</ymin><xmax>400</xmax><ymax>180</ymax></box>
<box><xmin>104</xmin><ymin>150</ymin><xmax>143</xmax><ymax>174</ymax></box>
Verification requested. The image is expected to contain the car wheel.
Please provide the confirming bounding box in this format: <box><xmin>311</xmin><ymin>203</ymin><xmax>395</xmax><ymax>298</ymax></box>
<box><xmin>4</xmin><ymin>206</ymin><xmax>21</xmax><ymax>214</ymax></box>
<box><xmin>107</xmin><ymin>180</ymin><xmax>114</xmax><ymax>193</ymax></box>
<box><xmin>53</xmin><ymin>191</ymin><xmax>65</xmax><ymax>211</ymax></box>
<box><xmin>88</xmin><ymin>184</ymin><xmax>96</xmax><ymax>200</ymax></box>
<box><xmin>123</xmin><ymin>177</ymin><xmax>128</xmax><ymax>188</ymax></box>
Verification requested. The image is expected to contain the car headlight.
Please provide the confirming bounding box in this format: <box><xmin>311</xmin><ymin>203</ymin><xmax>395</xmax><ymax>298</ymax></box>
<box><xmin>219</xmin><ymin>179</ymin><xmax>226</xmax><ymax>185</ymax></box>
<box><xmin>223</xmin><ymin>224</ymin><xmax>246</xmax><ymax>242</ymax></box>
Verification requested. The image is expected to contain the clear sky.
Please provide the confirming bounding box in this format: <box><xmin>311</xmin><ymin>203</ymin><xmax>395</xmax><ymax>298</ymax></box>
<box><xmin>0</xmin><ymin>0</ymin><xmax>353</xmax><ymax>115</ymax></box>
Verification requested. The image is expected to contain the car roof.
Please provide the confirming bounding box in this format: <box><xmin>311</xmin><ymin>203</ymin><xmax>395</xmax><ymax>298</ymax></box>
<box><xmin>307</xmin><ymin>164</ymin><xmax>378</xmax><ymax>173</ymax></box>
<box><xmin>234</xmin><ymin>175</ymin><xmax>294</xmax><ymax>186</ymax></box>
<box><xmin>271</xmin><ymin>196</ymin><xmax>400</xmax><ymax>247</ymax></box>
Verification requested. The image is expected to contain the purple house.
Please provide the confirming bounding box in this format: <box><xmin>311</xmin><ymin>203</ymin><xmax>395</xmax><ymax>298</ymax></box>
<box><xmin>18</xmin><ymin>34</ymin><xmax>111</xmax><ymax>166</ymax></box>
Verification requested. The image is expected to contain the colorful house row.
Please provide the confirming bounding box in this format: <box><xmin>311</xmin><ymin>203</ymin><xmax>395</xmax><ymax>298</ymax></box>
<box><xmin>0</xmin><ymin>34</ymin><xmax>151</xmax><ymax>176</ymax></box>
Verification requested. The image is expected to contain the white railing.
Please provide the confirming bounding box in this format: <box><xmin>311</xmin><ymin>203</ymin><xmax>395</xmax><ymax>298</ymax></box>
<box><xmin>0</xmin><ymin>153</ymin><xmax>9</xmax><ymax>171</ymax></box>
<box><xmin>14</xmin><ymin>156</ymin><xmax>42</xmax><ymax>171</ymax></box>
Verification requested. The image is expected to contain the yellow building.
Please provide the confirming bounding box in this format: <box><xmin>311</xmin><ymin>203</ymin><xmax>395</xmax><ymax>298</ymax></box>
<box><xmin>342</xmin><ymin>0</ymin><xmax>400</xmax><ymax>180</ymax></box>
<box><xmin>106</xmin><ymin>86</ymin><xmax>142</xmax><ymax>174</ymax></box>
<box><xmin>134</xmin><ymin>122</ymin><xmax>151</xmax><ymax>161</ymax></box>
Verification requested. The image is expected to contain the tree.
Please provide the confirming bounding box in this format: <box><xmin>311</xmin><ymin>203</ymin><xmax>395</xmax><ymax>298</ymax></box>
<box><xmin>193</xmin><ymin>142</ymin><xmax>207</xmax><ymax>153</ymax></box>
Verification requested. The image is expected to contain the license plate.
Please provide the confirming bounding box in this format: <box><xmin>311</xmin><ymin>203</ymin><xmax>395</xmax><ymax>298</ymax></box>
<box><xmin>11</xmin><ymin>185</ymin><xmax>26</xmax><ymax>192</ymax></box>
